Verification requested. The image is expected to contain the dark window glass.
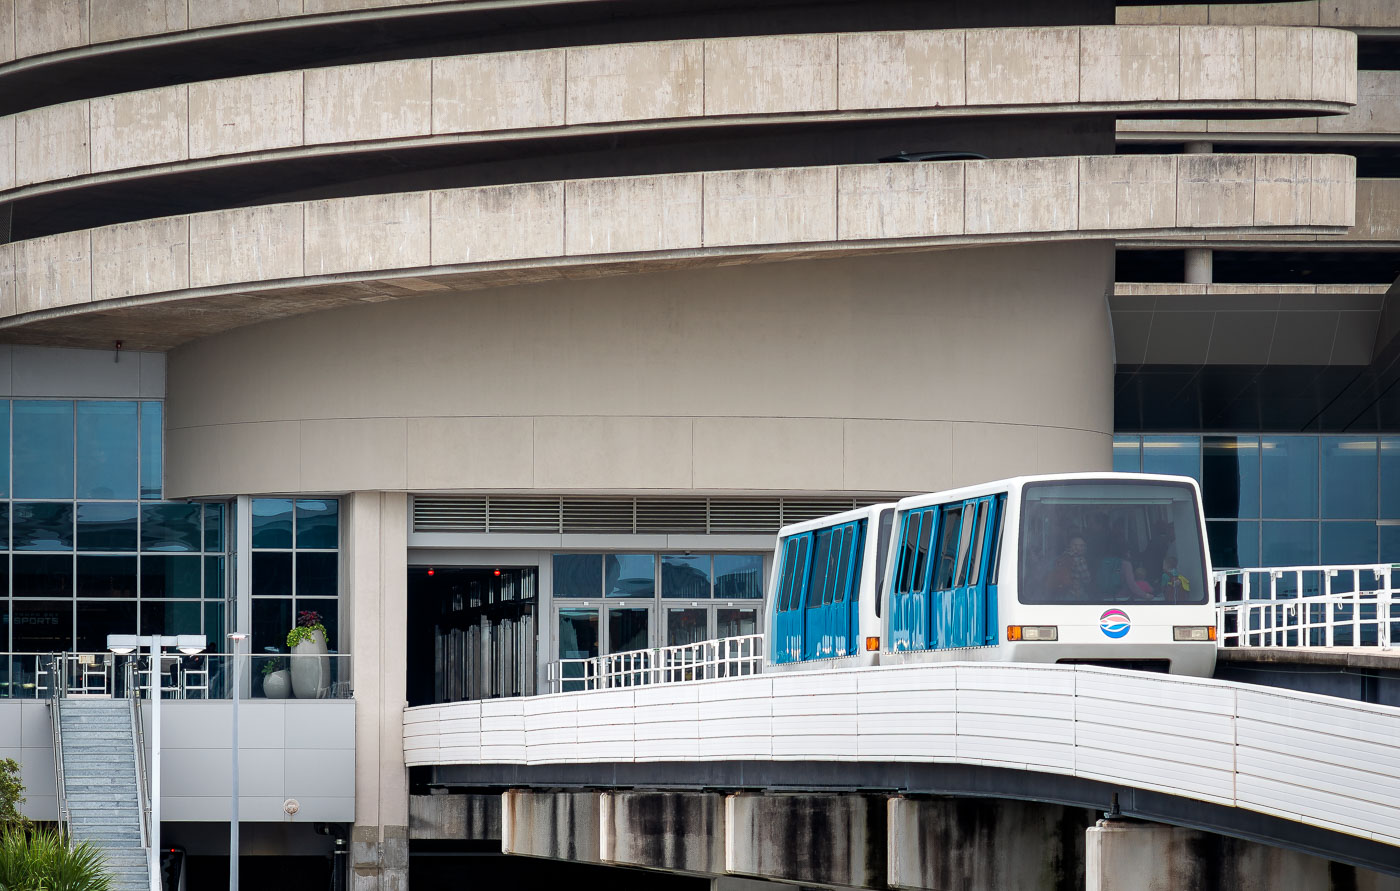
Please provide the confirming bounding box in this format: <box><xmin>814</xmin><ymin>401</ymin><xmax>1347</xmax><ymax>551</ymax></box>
<box><xmin>1261</xmin><ymin>436</ymin><xmax>1318</xmax><ymax>519</ymax></box>
<box><xmin>895</xmin><ymin>514</ymin><xmax>917</xmax><ymax>594</ymax></box>
<box><xmin>1142</xmin><ymin>436</ymin><xmax>1200</xmax><ymax>483</ymax></box>
<box><xmin>140</xmin><ymin>503</ymin><xmax>201</xmax><ymax>552</ymax></box>
<box><xmin>1321</xmin><ymin>522</ymin><xmax>1377</xmax><ymax>565</ymax></box>
<box><xmin>607</xmin><ymin>606</ymin><xmax>649</xmax><ymax>653</ymax></box>
<box><xmin>76</xmin><ymin>401</ymin><xmax>138</xmax><ymax>500</ymax></box>
<box><xmin>717</xmin><ymin>608</ymin><xmax>757</xmax><ymax>638</ymax></box>
<box><xmin>13</xmin><ymin>401</ymin><xmax>72</xmax><ymax>500</ymax></box>
<box><xmin>140</xmin><ymin>600</ymin><xmax>201</xmax><ymax>637</ymax></box>
<box><xmin>1322</xmin><ymin>438</ymin><xmax>1378</xmax><ymax>520</ymax></box>
<box><xmin>1382</xmin><ymin>438</ymin><xmax>1400</xmax><ymax>520</ymax></box>
<box><xmin>252</xmin><ymin>552</ymin><xmax>293</xmax><ymax>597</ymax></box>
<box><xmin>75</xmin><ymin>600</ymin><xmax>137</xmax><ymax>651</ymax></box>
<box><xmin>76</xmin><ymin>502</ymin><xmax>138</xmax><ymax>551</ymax></box>
<box><xmin>830</xmin><ymin>528</ymin><xmax>852</xmax><ymax>604</ymax></box>
<box><xmin>912</xmin><ymin>511</ymin><xmax>934</xmax><ymax>592</ymax></box>
<box><xmin>77</xmin><ymin>555</ymin><xmax>138</xmax><ymax>597</ymax></box>
<box><xmin>953</xmin><ymin>507</ymin><xmax>976</xmax><ymax>587</ymax></box>
<box><xmin>1202</xmin><ymin>436</ymin><xmax>1260</xmax><ymax>519</ymax></box>
<box><xmin>1261</xmin><ymin>522</ymin><xmax>1319</xmax><ymax>566</ymax></box>
<box><xmin>1381</xmin><ymin>526</ymin><xmax>1400</xmax><ymax>563</ymax></box>
<box><xmin>966</xmin><ymin>502</ymin><xmax>989</xmax><ymax>586</ymax></box>
<box><xmin>552</xmin><ymin>554</ymin><xmax>601</xmax><ymax>598</ymax></box>
<box><xmin>667</xmin><ymin>607</ymin><xmax>707</xmax><ymax>646</ymax></box>
<box><xmin>605</xmin><ymin>555</ymin><xmax>654</xmax><ymax>598</ymax></box>
<box><xmin>252</xmin><ymin>598</ymin><xmax>293</xmax><ymax>653</ymax></box>
<box><xmin>296</xmin><ymin>598</ymin><xmax>338</xmax><ymax>650</ymax></box>
<box><xmin>1206</xmin><ymin>521</ymin><xmax>1259</xmax><ymax>570</ymax></box>
<box><xmin>714</xmin><ymin>555</ymin><xmax>763</xmax><ymax>600</ymax></box>
<box><xmin>932</xmin><ymin>507</ymin><xmax>962</xmax><ymax>591</ymax></box>
<box><xmin>0</xmin><ymin>402</ymin><xmax>10</xmax><ymax>499</ymax></box>
<box><xmin>296</xmin><ymin>552</ymin><xmax>338</xmax><ymax>597</ymax></box>
<box><xmin>141</xmin><ymin>555</ymin><xmax>202</xmax><ymax>598</ymax></box>
<box><xmin>0</xmin><ymin>503</ymin><xmax>9</xmax><ymax>550</ymax></box>
<box><xmin>1112</xmin><ymin>437</ymin><xmax>1140</xmax><ymax>473</ymax></box>
<box><xmin>204</xmin><ymin>557</ymin><xmax>225</xmax><ymax>600</ymax></box>
<box><xmin>13</xmin><ymin>555</ymin><xmax>71</xmax><ymax>597</ymax></box>
<box><xmin>557</xmin><ymin>608</ymin><xmax>599</xmax><ymax>660</ymax></box>
<box><xmin>203</xmin><ymin>602</ymin><xmax>225</xmax><ymax>649</ymax></box>
<box><xmin>140</xmin><ymin>403</ymin><xmax>162</xmax><ymax>499</ymax></box>
<box><xmin>990</xmin><ymin>495</ymin><xmax>1007</xmax><ymax>585</ymax></box>
<box><xmin>295</xmin><ymin>499</ymin><xmax>338</xmax><ymax>549</ymax></box>
<box><xmin>251</xmin><ymin>499</ymin><xmax>294</xmax><ymax>549</ymax></box>
<box><xmin>778</xmin><ymin>539</ymin><xmax>799</xmax><ymax>611</ymax></box>
<box><xmin>789</xmin><ymin>538</ymin><xmax>809</xmax><ymax>610</ymax></box>
<box><xmin>204</xmin><ymin>503</ymin><xmax>225</xmax><ymax>552</ymax></box>
<box><xmin>873</xmin><ymin>509</ymin><xmax>894</xmax><ymax>614</ymax></box>
<box><xmin>805</xmin><ymin>532</ymin><xmax>832</xmax><ymax>608</ymax></box>
<box><xmin>13</xmin><ymin>502</ymin><xmax>73</xmax><ymax>551</ymax></box>
<box><xmin>12</xmin><ymin>599</ymin><xmax>71</xmax><ymax>651</ymax></box>
<box><xmin>662</xmin><ymin>555</ymin><xmax>710</xmax><ymax>599</ymax></box>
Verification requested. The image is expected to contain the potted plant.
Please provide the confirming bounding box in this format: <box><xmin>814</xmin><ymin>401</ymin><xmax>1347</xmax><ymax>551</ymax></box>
<box><xmin>261</xmin><ymin>657</ymin><xmax>290</xmax><ymax>699</ymax></box>
<box><xmin>287</xmin><ymin>610</ymin><xmax>330</xmax><ymax>699</ymax></box>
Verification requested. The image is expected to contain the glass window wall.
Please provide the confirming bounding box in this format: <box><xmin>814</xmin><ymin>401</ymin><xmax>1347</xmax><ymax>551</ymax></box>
<box><xmin>250</xmin><ymin>497</ymin><xmax>340</xmax><ymax>660</ymax></box>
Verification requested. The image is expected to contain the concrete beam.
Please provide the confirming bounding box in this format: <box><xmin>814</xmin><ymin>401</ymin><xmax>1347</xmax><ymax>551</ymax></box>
<box><xmin>409</xmin><ymin>793</ymin><xmax>502</xmax><ymax>841</ymax></box>
<box><xmin>725</xmin><ymin>792</ymin><xmax>885</xmax><ymax>889</ymax></box>
<box><xmin>1086</xmin><ymin>819</ymin><xmax>1400</xmax><ymax>891</ymax></box>
<box><xmin>502</xmin><ymin>790</ymin><xmax>602</xmax><ymax>863</ymax></box>
<box><xmin>602</xmin><ymin>792</ymin><xmax>725</xmax><ymax>876</ymax></box>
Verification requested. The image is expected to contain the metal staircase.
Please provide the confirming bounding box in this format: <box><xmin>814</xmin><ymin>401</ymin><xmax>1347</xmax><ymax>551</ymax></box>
<box><xmin>52</xmin><ymin>693</ymin><xmax>152</xmax><ymax>891</ymax></box>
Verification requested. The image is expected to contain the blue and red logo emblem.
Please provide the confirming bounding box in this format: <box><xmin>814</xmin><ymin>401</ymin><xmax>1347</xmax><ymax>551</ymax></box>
<box><xmin>1099</xmin><ymin>609</ymin><xmax>1130</xmax><ymax>639</ymax></box>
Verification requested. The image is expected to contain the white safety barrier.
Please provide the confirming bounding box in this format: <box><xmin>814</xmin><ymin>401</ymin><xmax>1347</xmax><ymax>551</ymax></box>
<box><xmin>1213</xmin><ymin>564</ymin><xmax>1400</xmax><ymax>649</ymax></box>
<box><xmin>404</xmin><ymin>661</ymin><xmax>1400</xmax><ymax>848</ymax></box>
<box><xmin>547</xmin><ymin>634</ymin><xmax>763</xmax><ymax>692</ymax></box>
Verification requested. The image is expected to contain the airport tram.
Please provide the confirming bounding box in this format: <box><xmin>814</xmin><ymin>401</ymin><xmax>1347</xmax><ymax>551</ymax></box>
<box><xmin>765</xmin><ymin>473</ymin><xmax>1217</xmax><ymax>677</ymax></box>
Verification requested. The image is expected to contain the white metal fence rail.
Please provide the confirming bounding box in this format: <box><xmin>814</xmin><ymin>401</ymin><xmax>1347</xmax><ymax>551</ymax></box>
<box><xmin>548</xmin><ymin>634</ymin><xmax>763</xmax><ymax>692</ymax></box>
<box><xmin>1213</xmin><ymin>563</ymin><xmax>1400</xmax><ymax>649</ymax></box>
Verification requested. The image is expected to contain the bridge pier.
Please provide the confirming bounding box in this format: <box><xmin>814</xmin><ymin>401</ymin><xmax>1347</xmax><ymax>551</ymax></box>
<box><xmin>1086</xmin><ymin>819</ymin><xmax>1400</xmax><ymax>891</ymax></box>
<box><xmin>603</xmin><ymin>791</ymin><xmax>726</xmax><ymax>875</ymax></box>
<box><xmin>725</xmin><ymin>792</ymin><xmax>886</xmax><ymax>889</ymax></box>
<box><xmin>502</xmin><ymin>790</ymin><xmax>603</xmax><ymax>863</ymax></box>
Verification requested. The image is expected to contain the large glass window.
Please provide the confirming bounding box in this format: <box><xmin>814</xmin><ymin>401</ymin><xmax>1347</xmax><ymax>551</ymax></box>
<box><xmin>249</xmin><ymin>497</ymin><xmax>340</xmax><ymax>654</ymax></box>
<box><xmin>1141</xmin><ymin>436</ymin><xmax>1200</xmax><ymax>483</ymax></box>
<box><xmin>13</xmin><ymin>401</ymin><xmax>73</xmax><ymax>499</ymax></box>
<box><xmin>605</xmin><ymin>555</ymin><xmax>654</xmax><ymax>598</ymax></box>
<box><xmin>1322</xmin><ymin>438</ymin><xmax>1378</xmax><ymax>519</ymax></box>
<box><xmin>663</xmin><ymin>555</ymin><xmax>711</xmax><ymax>599</ymax></box>
<box><xmin>714</xmin><ymin>555</ymin><xmax>763</xmax><ymax>599</ymax></box>
<box><xmin>76</xmin><ymin>401</ymin><xmax>138</xmax><ymax>500</ymax></box>
<box><xmin>1202</xmin><ymin>436</ymin><xmax>1259</xmax><ymax>520</ymax></box>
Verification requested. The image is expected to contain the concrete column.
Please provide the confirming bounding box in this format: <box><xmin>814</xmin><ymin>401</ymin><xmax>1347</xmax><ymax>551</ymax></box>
<box><xmin>887</xmin><ymin>797</ymin><xmax>1096</xmax><ymax>891</ymax></box>
<box><xmin>502</xmin><ymin>790</ymin><xmax>602</xmax><ymax>862</ymax></box>
<box><xmin>1183</xmin><ymin>141</ymin><xmax>1213</xmax><ymax>285</ymax></box>
<box><xmin>1086</xmin><ymin>819</ymin><xmax>1400</xmax><ymax>891</ymax></box>
<box><xmin>348</xmin><ymin>492</ymin><xmax>410</xmax><ymax>891</ymax></box>
<box><xmin>725</xmin><ymin>793</ymin><xmax>885</xmax><ymax>889</ymax></box>
<box><xmin>601</xmin><ymin>791</ymin><xmax>725</xmax><ymax>875</ymax></box>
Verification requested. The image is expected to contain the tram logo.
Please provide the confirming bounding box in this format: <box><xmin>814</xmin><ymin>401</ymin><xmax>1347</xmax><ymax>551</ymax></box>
<box><xmin>1099</xmin><ymin>609</ymin><xmax>1130</xmax><ymax>639</ymax></box>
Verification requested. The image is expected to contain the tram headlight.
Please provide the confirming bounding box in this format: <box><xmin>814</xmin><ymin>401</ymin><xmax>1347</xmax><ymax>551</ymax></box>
<box><xmin>1173</xmin><ymin>626</ymin><xmax>1216</xmax><ymax>642</ymax></box>
<box><xmin>1007</xmin><ymin>625</ymin><xmax>1058</xmax><ymax>641</ymax></box>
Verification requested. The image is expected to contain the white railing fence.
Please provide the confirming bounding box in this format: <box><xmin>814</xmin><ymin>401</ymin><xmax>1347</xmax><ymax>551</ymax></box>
<box><xmin>1213</xmin><ymin>563</ymin><xmax>1400</xmax><ymax>649</ymax></box>
<box><xmin>548</xmin><ymin>634</ymin><xmax>764</xmax><ymax>692</ymax></box>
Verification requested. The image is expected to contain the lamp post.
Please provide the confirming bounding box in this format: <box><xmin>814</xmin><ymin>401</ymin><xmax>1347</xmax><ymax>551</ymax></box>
<box><xmin>227</xmin><ymin>632</ymin><xmax>248</xmax><ymax>891</ymax></box>
<box><xmin>108</xmin><ymin>634</ymin><xmax>207</xmax><ymax>891</ymax></box>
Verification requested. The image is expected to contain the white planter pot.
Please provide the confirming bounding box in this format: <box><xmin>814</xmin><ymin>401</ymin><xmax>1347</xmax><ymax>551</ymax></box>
<box><xmin>291</xmin><ymin>630</ymin><xmax>330</xmax><ymax>699</ymax></box>
<box><xmin>262</xmin><ymin>670</ymin><xmax>291</xmax><ymax>699</ymax></box>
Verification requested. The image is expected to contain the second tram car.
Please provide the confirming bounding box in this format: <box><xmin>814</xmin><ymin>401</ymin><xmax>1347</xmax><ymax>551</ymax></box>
<box><xmin>764</xmin><ymin>473</ymin><xmax>1217</xmax><ymax>677</ymax></box>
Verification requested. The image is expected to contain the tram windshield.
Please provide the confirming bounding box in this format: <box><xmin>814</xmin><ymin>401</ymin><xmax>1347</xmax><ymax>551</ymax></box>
<box><xmin>1018</xmin><ymin>480</ymin><xmax>1207</xmax><ymax>605</ymax></box>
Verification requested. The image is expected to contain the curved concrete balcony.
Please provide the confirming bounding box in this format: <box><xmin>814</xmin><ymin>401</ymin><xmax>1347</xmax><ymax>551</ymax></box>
<box><xmin>0</xmin><ymin>153</ymin><xmax>1355</xmax><ymax>350</ymax></box>
<box><xmin>0</xmin><ymin>26</ymin><xmax>1359</xmax><ymax>198</ymax></box>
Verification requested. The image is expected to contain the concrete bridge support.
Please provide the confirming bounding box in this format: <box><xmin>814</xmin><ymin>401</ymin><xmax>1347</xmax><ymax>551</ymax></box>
<box><xmin>502</xmin><ymin>790</ymin><xmax>602</xmax><ymax>863</ymax></box>
<box><xmin>725</xmin><ymin>792</ymin><xmax>886</xmax><ymax>889</ymax></box>
<box><xmin>603</xmin><ymin>791</ymin><xmax>726</xmax><ymax>876</ymax></box>
<box><xmin>1086</xmin><ymin>820</ymin><xmax>1400</xmax><ymax>891</ymax></box>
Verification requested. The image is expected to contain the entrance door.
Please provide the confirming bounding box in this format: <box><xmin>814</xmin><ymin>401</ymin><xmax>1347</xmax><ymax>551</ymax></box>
<box><xmin>771</xmin><ymin>534</ymin><xmax>810</xmax><ymax>664</ymax></box>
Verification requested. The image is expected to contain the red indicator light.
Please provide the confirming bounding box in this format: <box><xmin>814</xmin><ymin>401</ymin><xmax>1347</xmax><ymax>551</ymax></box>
<box><xmin>427</xmin><ymin>568</ymin><xmax>435</xmax><ymax>576</ymax></box>
<box><xmin>494</xmin><ymin>569</ymin><xmax>501</xmax><ymax>577</ymax></box>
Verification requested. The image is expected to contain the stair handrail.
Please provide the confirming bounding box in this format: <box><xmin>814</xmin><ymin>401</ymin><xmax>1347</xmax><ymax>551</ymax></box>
<box><xmin>130</xmin><ymin>666</ymin><xmax>152</xmax><ymax>855</ymax></box>
<box><xmin>47</xmin><ymin>653</ymin><xmax>71</xmax><ymax>848</ymax></box>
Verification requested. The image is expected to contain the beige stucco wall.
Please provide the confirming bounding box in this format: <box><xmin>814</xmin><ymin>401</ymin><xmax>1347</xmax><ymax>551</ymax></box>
<box><xmin>164</xmin><ymin>241</ymin><xmax>1115</xmax><ymax>499</ymax></box>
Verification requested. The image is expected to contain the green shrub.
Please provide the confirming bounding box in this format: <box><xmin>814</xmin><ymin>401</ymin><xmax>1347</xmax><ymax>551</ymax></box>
<box><xmin>0</xmin><ymin>761</ymin><xmax>26</xmax><ymax>832</ymax></box>
<box><xmin>0</xmin><ymin>826</ymin><xmax>112</xmax><ymax>891</ymax></box>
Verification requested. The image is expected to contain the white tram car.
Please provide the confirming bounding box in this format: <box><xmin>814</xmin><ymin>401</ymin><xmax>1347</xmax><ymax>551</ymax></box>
<box><xmin>765</xmin><ymin>473</ymin><xmax>1217</xmax><ymax>677</ymax></box>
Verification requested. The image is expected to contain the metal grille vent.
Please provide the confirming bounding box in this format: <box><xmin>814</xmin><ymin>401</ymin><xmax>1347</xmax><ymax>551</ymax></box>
<box><xmin>413</xmin><ymin>497</ymin><xmax>486</xmax><ymax>532</ymax></box>
<box><xmin>780</xmin><ymin>500</ymin><xmax>863</xmax><ymax>524</ymax></box>
<box><xmin>561</xmin><ymin>499</ymin><xmax>634</xmax><ymax>534</ymax></box>
<box><xmin>708</xmin><ymin>499</ymin><xmax>783</xmax><ymax>533</ymax></box>
<box><xmin>635</xmin><ymin>499</ymin><xmax>707</xmax><ymax>534</ymax></box>
<box><xmin>486</xmin><ymin>497</ymin><xmax>560</xmax><ymax>532</ymax></box>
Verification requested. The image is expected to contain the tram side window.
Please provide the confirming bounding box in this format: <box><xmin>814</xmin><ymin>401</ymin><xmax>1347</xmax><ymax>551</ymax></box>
<box><xmin>964</xmin><ymin>501</ymin><xmax>989</xmax><ymax>586</ymax></box>
<box><xmin>873</xmin><ymin>509</ymin><xmax>894</xmax><ymax>617</ymax></box>
<box><xmin>806</xmin><ymin>530</ymin><xmax>834</xmax><ymax>608</ymax></box>
<box><xmin>932</xmin><ymin>506</ymin><xmax>963</xmax><ymax>590</ymax></box>
<box><xmin>896</xmin><ymin>512</ymin><xmax>919</xmax><ymax>594</ymax></box>
<box><xmin>990</xmin><ymin>495</ymin><xmax>1006</xmax><ymax>585</ymax></box>
<box><xmin>832</xmin><ymin>526</ymin><xmax>854</xmax><ymax>603</ymax></box>
<box><xmin>784</xmin><ymin>536</ymin><xmax>810</xmax><ymax>611</ymax></box>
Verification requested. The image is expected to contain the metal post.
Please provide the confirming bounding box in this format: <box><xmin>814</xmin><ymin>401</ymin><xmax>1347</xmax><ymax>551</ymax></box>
<box><xmin>149</xmin><ymin>638</ymin><xmax>162</xmax><ymax>891</ymax></box>
<box><xmin>228</xmin><ymin>633</ymin><xmax>247</xmax><ymax>891</ymax></box>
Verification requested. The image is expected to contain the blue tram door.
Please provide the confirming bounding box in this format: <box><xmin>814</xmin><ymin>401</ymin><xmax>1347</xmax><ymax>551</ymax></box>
<box><xmin>889</xmin><ymin>509</ymin><xmax>935</xmax><ymax>652</ymax></box>
<box><xmin>772</xmin><ymin>534</ymin><xmax>810</xmax><ymax>664</ymax></box>
<box><xmin>801</xmin><ymin>522</ymin><xmax>863</xmax><ymax>660</ymax></box>
<box><xmin>947</xmin><ymin>498</ymin><xmax>994</xmax><ymax>648</ymax></box>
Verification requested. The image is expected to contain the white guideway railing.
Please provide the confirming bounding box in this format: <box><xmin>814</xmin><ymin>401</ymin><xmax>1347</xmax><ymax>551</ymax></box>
<box><xmin>404</xmin><ymin>662</ymin><xmax>1400</xmax><ymax>848</ymax></box>
<box><xmin>1213</xmin><ymin>564</ymin><xmax>1400</xmax><ymax>650</ymax></box>
<box><xmin>547</xmin><ymin>634</ymin><xmax>763</xmax><ymax>692</ymax></box>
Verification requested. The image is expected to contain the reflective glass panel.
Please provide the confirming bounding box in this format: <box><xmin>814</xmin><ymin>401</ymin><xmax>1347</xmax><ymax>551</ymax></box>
<box><xmin>252</xmin><ymin>598</ymin><xmax>293</xmax><ymax>654</ymax></box>
<box><xmin>11</xmin><ymin>599</ymin><xmax>72</xmax><ymax>651</ymax></box>
<box><xmin>1141</xmin><ymin>436</ymin><xmax>1200</xmax><ymax>483</ymax></box>
<box><xmin>605</xmin><ymin>555</ymin><xmax>654</xmax><ymax>598</ymax></box>
<box><xmin>607</xmin><ymin>607</ymin><xmax>649</xmax><ymax>653</ymax></box>
<box><xmin>203</xmin><ymin>603</ymin><xmax>225</xmax><ymax>651</ymax></box>
<box><xmin>140</xmin><ymin>403</ymin><xmax>162</xmax><ymax>500</ymax></box>
<box><xmin>552</xmin><ymin>554</ymin><xmax>601</xmax><ymax>598</ymax></box>
<box><xmin>1261</xmin><ymin>522</ymin><xmax>1319</xmax><ymax>566</ymax></box>
<box><xmin>1321</xmin><ymin>522</ymin><xmax>1377</xmax><ymax>565</ymax></box>
<box><xmin>557</xmin><ymin>609</ymin><xmax>599</xmax><ymax>659</ymax></box>
<box><xmin>13</xmin><ymin>502</ymin><xmax>73</xmax><ymax>551</ymax></box>
<box><xmin>141</xmin><ymin>555</ymin><xmax>202</xmax><ymax>598</ymax></box>
<box><xmin>13</xmin><ymin>401</ymin><xmax>72</xmax><ymax>499</ymax></box>
<box><xmin>1112</xmin><ymin>437</ymin><xmax>1140</xmax><ymax>473</ymax></box>
<box><xmin>1261</xmin><ymin>436</ymin><xmax>1318</xmax><ymax>519</ymax></box>
<box><xmin>204</xmin><ymin>503</ymin><xmax>225</xmax><ymax>552</ymax></box>
<box><xmin>296</xmin><ymin>552</ymin><xmax>337</xmax><ymax>597</ymax></box>
<box><xmin>140</xmin><ymin>503</ymin><xmax>201</xmax><ymax>551</ymax></box>
<box><xmin>717</xmin><ymin>608</ymin><xmax>757</xmax><ymax>638</ymax></box>
<box><xmin>252</xmin><ymin>552</ymin><xmax>293</xmax><ymax>597</ymax></box>
<box><xmin>1381</xmin><ymin>526</ymin><xmax>1400</xmax><ymax>563</ymax></box>
<box><xmin>1322</xmin><ymin>438</ymin><xmax>1378</xmax><ymax>519</ymax></box>
<box><xmin>76</xmin><ymin>401</ymin><xmax>138</xmax><ymax>500</ymax></box>
<box><xmin>667</xmin><ymin>608</ymin><xmax>707</xmax><ymax>646</ymax></box>
<box><xmin>251</xmin><ymin>499</ymin><xmax>294</xmax><ymax>549</ymax></box>
<box><xmin>1202</xmin><ymin>436</ymin><xmax>1260</xmax><ymax>519</ymax></box>
<box><xmin>1381</xmin><ymin>438</ymin><xmax>1400</xmax><ymax>520</ymax></box>
<box><xmin>1206</xmin><ymin>521</ymin><xmax>1259</xmax><ymax>570</ymax></box>
<box><xmin>76</xmin><ymin>600</ymin><xmax>136</xmax><ymax>651</ymax></box>
<box><xmin>0</xmin><ymin>503</ymin><xmax>9</xmax><ymax>550</ymax></box>
<box><xmin>296</xmin><ymin>598</ymin><xmax>338</xmax><ymax>650</ymax></box>
<box><xmin>0</xmin><ymin>402</ymin><xmax>10</xmax><ymax>498</ymax></box>
<box><xmin>12</xmin><ymin>555</ymin><xmax>72</xmax><ymax>597</ymax></box>
<box><xmin>140</xmin><ymin>600</ymin><xmax>200</xmax><ymax>637</ymax></box>
<box><xmin>77</xmin><ymin>555</ymin><xmax>138</xmax><ymax>597</ymax></box>
<box><xmin>661</xmin><ymin>555</ymin><xmax>710</xmax><ymax>599</ymax></box>
<box><xmin>204</xmin><ymin>557</ymin><xmax>225</xmax><ymax>600</ymax></box>
<box><xmin>76</xmin><ymin>502</ymin><xmax>138</xmax><ymax>551</ymax></box>
<box><xmin>714</xmin><ymin>555</ymin><xmax>764</xmax><ymax>599</ymax></box>
<box><xmin>295</xmin><ymin>500</ymin><xmax>338</xmax><ymax>549</ymax></box>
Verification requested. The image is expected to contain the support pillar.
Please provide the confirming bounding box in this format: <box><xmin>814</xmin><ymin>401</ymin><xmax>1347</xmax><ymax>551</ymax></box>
<box><xmin>1183</xmin><ymin>140</ymin><xmax>1214</xmax><ymax>286</ymax></box>
<box><xmin>502</xmin><ymin>790</ymin><xmax>602</xmax><ymax>862</ymax></box>
<box><xmin>725</xmin><ymin>792</ymin><xmax>885</xmax><ymax>889</ymax></box>
<box><xmin>601</xmin><ymin>791</ymin><xmax>725</xmax><ymax>875</ymax></box>
<box><xmin>1086</xmin><ymin>819</ymin><xmax>1400</xmax><ymax>891</ymax></box>
<box><xmin>348</xmin><ymin>492</ymin><xmax>410</xmax><ymax>891</ymax></box>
